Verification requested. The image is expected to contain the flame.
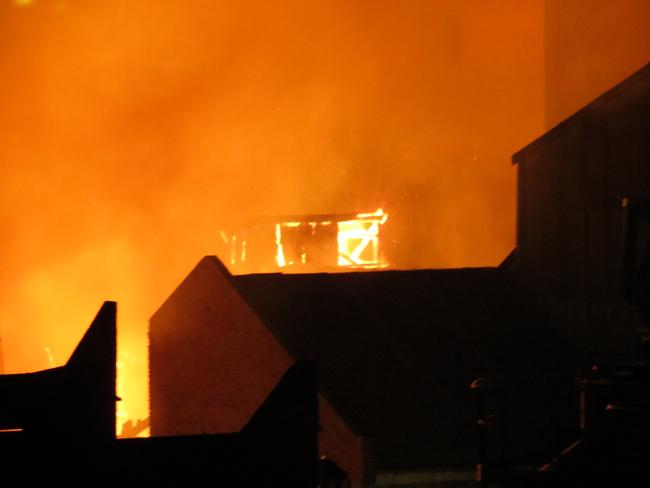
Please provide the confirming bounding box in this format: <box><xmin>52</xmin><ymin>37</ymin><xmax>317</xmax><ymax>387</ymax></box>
<box><xmin>116</xmin><ymin>357</ymin><xmax>127</xmax><ymax>429</ymax></box>
<box><xmin>337</xmin><ymin>209</ymin><xmax>388</xmax><ymax>269</ymax></box>
<box><xmin>272</xmin><ymin>209</ymin><xmax>388</xmax><ymax>270</ymax></box>
<box><xmin>116</xmin><ymin>350</ymin><xmax>150</xmax><ymax>437</ymax></box>
<box><xmin>275</xmin><ymin>223</ymin><xmax>287</xmax><ymax>267</ymax></box>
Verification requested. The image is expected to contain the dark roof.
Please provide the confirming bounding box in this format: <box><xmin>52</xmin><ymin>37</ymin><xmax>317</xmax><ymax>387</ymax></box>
<box><xmin>513</xmin><ymin>61</ymin><xmax>650</xmax><ymax>164</ymax></box>
<box><xmin>224</xmin><ymin>260</ymin><xmax>578</xmax><ymax>467</ymax></box>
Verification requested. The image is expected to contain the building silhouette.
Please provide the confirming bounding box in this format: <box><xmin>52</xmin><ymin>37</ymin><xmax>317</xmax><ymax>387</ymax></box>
<box><xmin>150</xmin><ymin>62</ymin><xmax>650</xmax><ymax>486</ymax></box>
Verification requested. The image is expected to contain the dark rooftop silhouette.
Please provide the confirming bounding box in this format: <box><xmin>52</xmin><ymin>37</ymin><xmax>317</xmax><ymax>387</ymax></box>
<box><xmin>0</xmin><ymin>301</ymin><xmax>320</xmax><ymax>485</ymax></box>
<box><xmin>150</xmin><ymin>255</ymin><xmax>579</xmax><ymax>471</ymax></box>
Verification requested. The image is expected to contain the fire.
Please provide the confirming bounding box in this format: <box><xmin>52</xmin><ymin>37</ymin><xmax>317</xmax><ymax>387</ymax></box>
<box><xmin>230</xmin><ymin>209</ymin><xmax>388</xmax><ymax>273</ymax></box>
<box><xmin>273</xmin><ymin>209</ymin><xmax>388</xmax><ymax>270</ymax></box>
<box><xmin>275</xmin><ymin>223</ymin><xmax>287</xmax><ymax>267</ymax></box>
<box><xmin>116</xmin><ymin>357</ymin><xmax>126</xmax><ymax>429</ymax></box>
<box><xmin>337</xmin><ymin>209</ymin><xmax>388</xmax><ymax>269</ymax></box>
<box><xmin>117</xmin><ymin>350</ymin><xmax>150</xmax><ymax>438</ymax></box>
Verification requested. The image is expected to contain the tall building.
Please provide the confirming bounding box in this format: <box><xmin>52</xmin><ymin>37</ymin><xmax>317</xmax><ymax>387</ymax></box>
<box><xmin>512</xmin><ymin>62</ymin><xmax>650</xmax><ymax>359</ymax></box>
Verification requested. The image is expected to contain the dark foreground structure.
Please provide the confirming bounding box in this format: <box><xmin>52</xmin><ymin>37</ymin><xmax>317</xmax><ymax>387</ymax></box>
<box><xmin>4</xmin><ymin>61</ymin><xmax>647</xmax><ymax>487</ymax></box>
<box><xmin>150</xmin><ymin>63</ymin><xmax>650</xmax><ymax>487</ymax></box>
<box><xmin>510</xmin><ymin>61</ymin><xmax>650</xmax><ymax>361</ymax></box>
<box><xmin>0</xmin><ymin>302</ymin><xmax>319</xmax><ymax>486</ymax></box>
<box><xmin>150</xmin><ymin>256</ymin><xmax>579</xmax><ymax>486</ymax></box>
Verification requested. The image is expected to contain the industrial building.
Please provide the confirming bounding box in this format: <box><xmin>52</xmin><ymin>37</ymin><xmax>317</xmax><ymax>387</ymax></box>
<box><xmin>510</xmin><ymin>61</ymin><xmax>650</xmax><ymax>361</ymax></box>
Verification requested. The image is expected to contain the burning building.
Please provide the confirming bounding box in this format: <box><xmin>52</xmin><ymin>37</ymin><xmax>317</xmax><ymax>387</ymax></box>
<box><xmin>227</xmin><ymin>209</ymin><xmax>389</xmax><ymax>274</ymax></box>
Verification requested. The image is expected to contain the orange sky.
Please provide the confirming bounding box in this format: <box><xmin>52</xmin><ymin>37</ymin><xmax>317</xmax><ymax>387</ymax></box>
<box><xmin>0</xmin><ymin>0</ymin><xmax>647</xmax><ymax>431</ymax></box>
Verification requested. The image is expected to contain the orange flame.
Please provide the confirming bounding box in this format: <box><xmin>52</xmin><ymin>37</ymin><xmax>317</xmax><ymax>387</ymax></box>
<box><xmin>337</xmin><ymin>209</ymin><xmax>388</xmax><ymax>269</ymax></box>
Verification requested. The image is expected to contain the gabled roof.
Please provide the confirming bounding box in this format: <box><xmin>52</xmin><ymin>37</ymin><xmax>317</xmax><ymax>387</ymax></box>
<box><xmin>224</xmin><ymin>260</ymin><xmax>578</xmax><ymax>467</ymax></box>
<box><xmin>513</xmin><ymin>61</ymin><xmax>650</xmax><ymax>164</ymax></box>
<box><xmin>151</xmin><ymin>256</ymin><xmax>578</xmax><ymax>467</ymax></box>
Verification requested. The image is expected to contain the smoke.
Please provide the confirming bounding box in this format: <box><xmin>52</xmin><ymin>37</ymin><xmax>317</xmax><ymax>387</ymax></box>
<box><xmin>545</xmin><ymin>0</ymin><xmax>650</xmax><ymax>126</ymax></box>
<box><xmin>0</xmin><ymin>0</ymin><xmax>645</xmax><ymax>428</ymax></box>
<box><xmin>0</xmin><ymin>0</ymin><xmax>541</xmax><ymax>428</ymax></box>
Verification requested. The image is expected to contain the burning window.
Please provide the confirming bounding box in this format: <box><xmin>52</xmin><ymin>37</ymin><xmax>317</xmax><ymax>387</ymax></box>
<box><xmin>228</xmin><ymin>209</ymin><xmax>388</xmax><ymax>273</ymax></box>
<box><xmin>336</xmin><ymin>209</ymin><xmax>388</xmax><ymax>268</ymax></box>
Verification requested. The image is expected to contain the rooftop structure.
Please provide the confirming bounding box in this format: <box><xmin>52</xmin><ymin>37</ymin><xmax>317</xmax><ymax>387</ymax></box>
<box><xmin>228</xmin><ymin>209</ymin><xmax>389</xmax><ymax>274</ymax></box>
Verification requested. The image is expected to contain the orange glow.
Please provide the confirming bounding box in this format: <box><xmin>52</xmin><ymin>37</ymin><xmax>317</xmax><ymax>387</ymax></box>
<box><xmin>271</xmin><ymin>208</ymin><xmax>388</xmax><ymax>270</ymax></box>
<box><xmin>0</xmin><ymin>0</ymin><xmax>647</xmax><ymax>437</ymax></box>
<box><xmin>275</xmin><ymin>223</ymin><xmax>287</xmax><ymax>267</ymax></box>
<box><xmin>44</xmin><ymin>346</ymin><xmax>55</xmax><ymax>367</ymax></box>
<box><xmin>337</xmin><ymin>209</ymin><xmax>388</xmax><ymax>269</ymax></box>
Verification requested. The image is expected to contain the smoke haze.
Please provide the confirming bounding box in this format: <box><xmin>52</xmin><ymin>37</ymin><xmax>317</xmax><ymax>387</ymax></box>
<box><xmin>0</xmin><ymin>0</ymin><xmax>647</xmax><ymax>428</ymax></box>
